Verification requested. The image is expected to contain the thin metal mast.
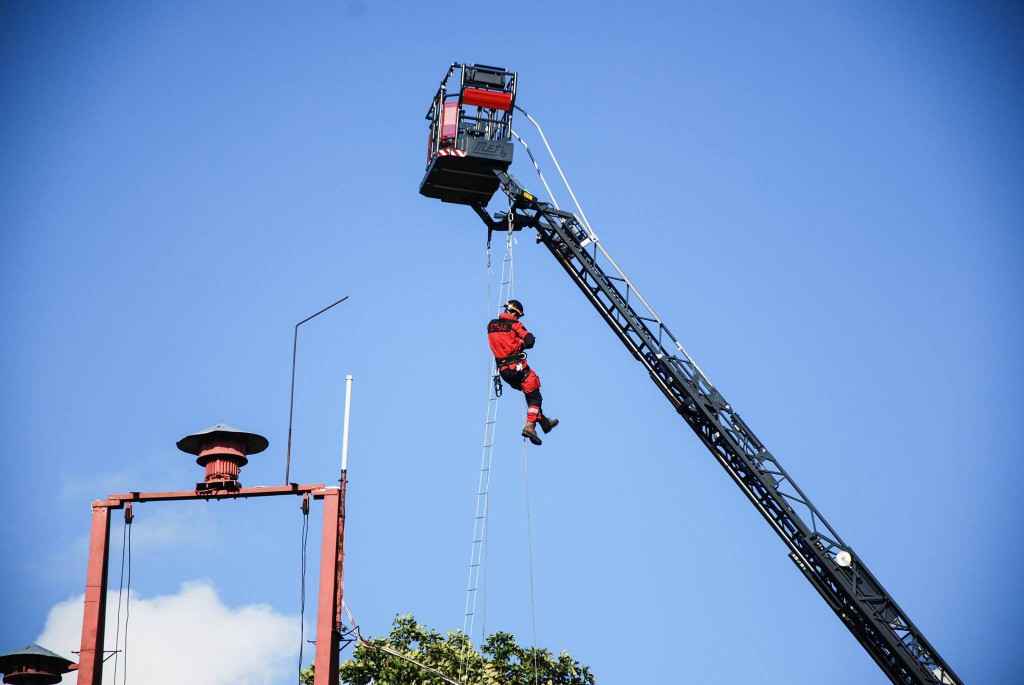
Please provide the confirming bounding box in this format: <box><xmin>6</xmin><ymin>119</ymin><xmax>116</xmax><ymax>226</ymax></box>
<box><xmin>471</xmin><ymin>171</ymin><xmax>960</xmax><ymax>685</ymax></box>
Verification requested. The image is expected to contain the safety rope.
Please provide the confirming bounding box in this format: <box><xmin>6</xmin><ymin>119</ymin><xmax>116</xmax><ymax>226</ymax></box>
<box><xmin>522</xmin><ymin>438</ymin><xmax>540</xmax><ymax>685</ymax></box>
<box><xmin>123</xmin><ymin>518</ymin><xmax>132</xmax><ymax>684</ymax></box>
<box><xmin>495</xmin><ymin>199</ymin><xmax>540</xmax><ymax>685</ymax></box>
<box><xmin>460</xmin><ymin>203</ymin><xmax>518</xmax><ymax>684</ymax></box>
<box><xmin>497</xmin><ymin>185</ymin><xmax>540</xmax><ymax>685</ymax></box>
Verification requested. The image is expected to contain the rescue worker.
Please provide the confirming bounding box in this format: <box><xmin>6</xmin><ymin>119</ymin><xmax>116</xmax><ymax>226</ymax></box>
<box><xmin>487</xmin><ymin>299</ymin><xmax>558</xmax><ymax>445</ymax></box>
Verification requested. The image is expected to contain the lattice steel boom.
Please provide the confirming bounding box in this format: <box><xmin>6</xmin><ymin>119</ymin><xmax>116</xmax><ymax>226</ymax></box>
<box><xmin>469</xmin><ymin>171</ymin><xmax>959</xmax><ymax>685</ymax></box>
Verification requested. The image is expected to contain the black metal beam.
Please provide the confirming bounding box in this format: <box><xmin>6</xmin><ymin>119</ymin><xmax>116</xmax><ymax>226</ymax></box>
<box><xmin>472</xmin><ymin>173</ymin><xmax>960</xmax><ymax>685</ymax></box>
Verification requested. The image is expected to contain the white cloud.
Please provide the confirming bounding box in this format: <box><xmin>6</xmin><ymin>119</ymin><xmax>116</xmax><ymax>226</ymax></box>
<box><xmin>37</xmin><ymin>579</ymin><xmax>302</xmax><ymax>685</ymax></box>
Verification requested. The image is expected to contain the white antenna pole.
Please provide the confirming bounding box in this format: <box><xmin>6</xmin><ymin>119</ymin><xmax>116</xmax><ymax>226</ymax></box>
<box><xmin>341</xmin><ymin>374</ymin><xmax>353</xmax><ymax>473</ymax></box>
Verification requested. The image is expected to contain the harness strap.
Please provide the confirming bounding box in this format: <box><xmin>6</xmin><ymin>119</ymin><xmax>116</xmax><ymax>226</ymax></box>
<box><xmin>495</xmin><ymin>353</ymin><xmax>527</xmax><ymax>368</ymax></box>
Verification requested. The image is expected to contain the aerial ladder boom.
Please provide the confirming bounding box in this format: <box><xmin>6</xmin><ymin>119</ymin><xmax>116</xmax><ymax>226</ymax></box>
<box><xmin>419</xmin><ymin>63</ymin><xmax>960</xmax><ymax>685</ymax></box>
<box><xmin>480</xmin><ymin>173</ymin><xmax>958</xmax><ymax>685</ymax></box>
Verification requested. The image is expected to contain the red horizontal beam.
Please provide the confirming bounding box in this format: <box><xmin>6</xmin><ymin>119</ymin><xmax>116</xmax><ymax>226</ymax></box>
<box><xmin>96</xmin><ymin>483</ymin><xmax>330</xmax><ymax>508</ymax></box>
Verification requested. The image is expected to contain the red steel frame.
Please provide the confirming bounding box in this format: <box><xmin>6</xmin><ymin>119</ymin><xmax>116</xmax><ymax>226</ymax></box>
<box><xmin>76</xmin><ymin>483</ymin><xmax>346</xmax><ymax>685</ymax></box>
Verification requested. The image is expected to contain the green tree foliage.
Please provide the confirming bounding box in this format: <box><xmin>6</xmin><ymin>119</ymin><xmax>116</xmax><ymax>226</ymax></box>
<box><xmin>300</xmin><ymin>615</ymin><xmax>595</xmax><ymax>685</ymax></box>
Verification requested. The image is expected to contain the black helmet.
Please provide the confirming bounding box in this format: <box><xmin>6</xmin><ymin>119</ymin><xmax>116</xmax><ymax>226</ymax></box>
<box><xmin>505</xmin><ymin>299</ymin><xmax>524</xmax><ymax>317</ymax></box>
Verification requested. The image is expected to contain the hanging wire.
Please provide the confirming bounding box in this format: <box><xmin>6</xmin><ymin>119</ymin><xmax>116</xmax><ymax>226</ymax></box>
<box><xmin>515</xmin><ymin>107</ymin><xmax>716</xmax><ymax>387</ymax></box>
<box><xmin>496</xmin><ymin>187</ymin><xmax>538</xmax><ymax>685</ymax></box>
<box><xmin>513</xmin><ymin>106</ymin><xmax>592</xmax><ymax>234</ymax></box>
<box><xmin>505</xmin><ymin>194</ymin><xmax>516</xmax><ymax>304</ymax></box>
<box><xmin>342</xmin><ymin>607</ymin><xmax>463</xmax><ymax>685</ymax></box>
<box><xmin>362</xmin><ymin>639</ymin><xmax>463</xmax><ymax>685</ymax></box>
<box><xmin>460</xmin><ymin>204</ymin><xmax>518</xmax><ymax>684</ymax></box>
<box><xmin>486</xmin><ymin>208</ymin><xmax>518</xmax><ymax>647</ymax></box>
<box><xmin>298</xmin><ymin>498</ymin><xmax>311</xmax><ymax>676</ymax></box>
<box><xmin>122</xmin><ymin>513</ymin><xmax>132</xmax><ymax>684</ymax></box>
<box><xmin>522</xmin><ymin>440</ymin><xmax>539</xmax><ymax>685</ymax></box>
<box><xmin>109</xmin><ymin>507</ymin><xmax>133</xmax><ymax>684</ymax></box>
<box><xmin>111</xmin><ymin>516</ymin><xmax>128</xmax><ymax>684</ymax></box>
<box><xmin>511</xmin><ymin>130</ymin><xmax>561</xmax><ymax>212</ymax></box>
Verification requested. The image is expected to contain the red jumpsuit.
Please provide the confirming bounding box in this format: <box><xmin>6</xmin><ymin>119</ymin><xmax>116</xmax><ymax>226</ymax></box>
<box><xmin>487</xmin><ymin>312</ymin><xmax>545</xmax><ymax>424</ymax></box>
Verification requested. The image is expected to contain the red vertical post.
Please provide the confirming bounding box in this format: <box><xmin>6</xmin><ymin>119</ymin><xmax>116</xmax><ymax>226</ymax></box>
<box><xmin>334</xmin><ymin>473</ymin><xmax>347</xmax><ymax>633</ymax></box>
<box><xmin>77</xmin><ymin>502</ymin><xmax>112</xmax><ymax>685</ymax></box>
<box><xmin>313</xmin><ymin>488</ymin><xmax>341</xmax><ymax>685</ymax></box>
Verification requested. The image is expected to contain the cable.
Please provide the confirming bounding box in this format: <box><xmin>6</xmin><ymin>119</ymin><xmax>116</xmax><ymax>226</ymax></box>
<box><xmin>111</xmin><ymin>517</ymin><xmax>128</xmax><ymax>684</ymax></box>
<box><xmin>285</xmin><ymin>295</ymin><xmax>349</xmax><ymax>484</ymax></box>
<box><xmin>522</xmin><ymin>438</ymin><xmax>539</xmax><ymax>685</ymax></box>
<box><xmin>511</xmin><ymin>130</ymin><xmax>561</xmax><ymax>212</ymax></box>
<box><xmin>109</xmin><ymin>507</ymin><xmax>134</xmax><ymax>685</ymax></box>
<box><xmin>340</xmin><ymin>609</ymin><xmax>464</xmax><ymax>685</ymax></box>
<box><xmin>361</xmin><ymin>639</ymin><xmax>463</xmax><ymax>685</ymax></box>
<box><xmin>461</xmin><ymin>214</ymin><xmax>517</xmax><ymax>684</ymax></box>
<box><xmin>515</xmin><ymin>106</ymin><xmax>715</xmax><ymax>387</ymax></box>
<box><xmin>122</xmin><ymin>514</ymin><xmax>132</xmax><ymax>684</ymax></box>
<box><xmin>298</xmin><ymin>500</ymin><xmax>310</xmax><ymax>676</ymax></box>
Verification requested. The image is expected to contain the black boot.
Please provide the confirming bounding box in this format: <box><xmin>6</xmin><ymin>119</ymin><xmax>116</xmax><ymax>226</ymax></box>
<box><xmin>539</xmin><ymin>416</ymin><xmax>559</xmax><ymax>434</ymax></box>
<box><xmin>522</xmin><ymin>422</ymin><xmax>542</xmax><ymax>445</ymax></box>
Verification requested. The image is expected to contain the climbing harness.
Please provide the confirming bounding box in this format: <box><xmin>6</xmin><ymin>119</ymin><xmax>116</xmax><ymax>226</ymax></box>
<box><xmin>494</xmin><ymin>353</ymin><xmax>526</xmax><ymax>368</ymax></box>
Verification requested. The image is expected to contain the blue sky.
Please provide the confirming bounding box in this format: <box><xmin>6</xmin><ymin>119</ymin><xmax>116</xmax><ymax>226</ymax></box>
<box><xmin>2</xmin><ymin>2</ymin><xmax>1022</xmax><ymax>683</ymax></box>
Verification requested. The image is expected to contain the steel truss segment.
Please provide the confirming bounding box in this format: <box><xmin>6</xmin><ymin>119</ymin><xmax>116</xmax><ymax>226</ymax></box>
<box><xmin>470</xmin><ymin>174</ymin><xmax>960</xmax><ymax>685</ymax></box>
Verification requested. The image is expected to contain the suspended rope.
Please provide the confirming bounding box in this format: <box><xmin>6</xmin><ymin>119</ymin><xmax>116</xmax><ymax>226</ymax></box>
<box><xmin>464</xmin><ymin>178</ymin><xmax>546</xmax><ymax>685</ymax></box>
<box><xmin>460</xmin><ymin>204</ymin><xmax>517</xmax><ymax>684</ymax></box>
<box><xmin>511</xmin><ymin>130</ymin><xmax>561</xmax><ymax>214</ymax></box>
<box><xmin>111</xmin><ymin>513</ymin><xmax>128</xmax><ymax>683</ymax></box>
<box><xmin>111</xmin><ymin>501</ymin><xmax>133</xmax><ymax>683</ymax></box>
<box><xmin>513</xmin><ymin>106</ymin><xmax>593</xmax><ymax>234</ymax></box>
<box><xmin>489</xmin><ymin>151</ymin><xmax>540</xmax><ymax>685</ymax></box>
<box><xmin>515</xmin><ymin>108</ymin><xmax>716</xmax><ymax>387</ymax></box>
<box><xmin>521</xmin><ymin>435</ymin><xmax>539</xmax><ymax>685</ymax></box>
<box><xmin>123</xmin><ymin>513</ymin><xmax>132</xmax><ymax>685</ymax></box>
<box><xmin>298</xmin><ymin>495</ymin><xmax>311</xmax><ymax>677</ymax></box>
